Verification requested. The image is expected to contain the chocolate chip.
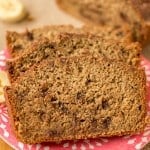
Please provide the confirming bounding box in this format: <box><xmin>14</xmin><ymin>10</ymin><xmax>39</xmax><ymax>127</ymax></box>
<box><xmin>119</xmin><ymin>12</ymin><xmax>129</xmax><ymax>23</ymax></box>
<box><xmin>102</xmin><ymin>100</ymin><xmax>109</xmax><ymax>109</ymax></box>
<box><xmin>57</xmin><ymin>91</ymin><xmax>61</xmax><ymax>95</ymax></box>
<box><xmin>8</xmin><ymin>66</ymin><xmax>14</xmax><ymax>74</ymax></box>
<box><xmin>103</xmin><ymin>117</ymin><xmax>111</xmax><ymax>128</ymax></box>
<box><xmin>107</xmin><ymin>63</ymin><xmax>110</xmax><ymax>67</ymax></box>
<box><xmin>139</xmin><ymin>105</ymin><xmax>142</xmax><ymax>111</ymax></box>
<box><xmin>26</xmin><ymin>31</ymin><xmax>34</xmax><ymax>41</ymax></box>
<box><xmin>137</xmin><ymin>53</ymin><xmax>140</xmax><ymax>57</ymax></box>
<box><xmin>80</xmin><ymin>119</ymin><xmax>85</xmax><ymax>122</ymax></box>
<box><xmin>63</xmin><ymin>44</ymin><xmax>67</xmax><ymax>47</ymax></box>
<box><xmin>48</xmin><ymin>44</ymin><xmax>54</xmax><ymax>49</ymax></box>
<box><xmin>68</xmin><ymin>50</ymin><xmax>73</xmax><ymax>54</ymax></box>
<box><xmin>50</xmin><ymin>96</ymin><xmax>57</xmax><ymax>102</ymax></box>
<box><xmin>85</xmin><ymin>74</ymin><xmax>92</xmax><ymax>85</ymax></box>
<box><xmin>78</xmin><ymin>66</ymin><xmax>83</xmax><ymax>72</ymax></box>
<box><xmin>121</xmin><ymin>111</ymin><xmax>124</xmax><ymax>116</ymax></box>
<box><xmin>73</xmin><ymin>45</ymin><xmax>77</xmax><ymax>49</ymax></box>
<box><xmin>13</xmin><ymin>44</ymin><xmax>23</xmax><ymax>50</ymax></box>
<box><xmin>85</xmin><ymin>78</ymin><xmax>92</xmax><ymax>85</ymax></box>
<box><xmin>89</xmin><ymin>43</ymin><xmax>93</xmax><ymax>46</ymax></box>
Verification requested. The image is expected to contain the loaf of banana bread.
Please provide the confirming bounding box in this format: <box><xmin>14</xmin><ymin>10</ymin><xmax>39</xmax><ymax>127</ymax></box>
<box><xmin>56</xmin><ymin>0</ymin><xmax>150</xmax><ymax>26</ymax></box>
<box><xmin>56</xmin><ymin>0</ymin><xmax>150</xmax><ymax>46</ymax></box>
<box><xmin>6</xmin><ymin>24</ymin><xmax>146</xmax><ymax>58</ymax></box>
<box><xmin>4</xmin><ymin>54</ymin><xmax>146</xmax><ymax>144</ymax></box>
<box><xmin>6</xmin><ymin>33</ymin><xmax>141</xmax><ymax>83</ymax></box>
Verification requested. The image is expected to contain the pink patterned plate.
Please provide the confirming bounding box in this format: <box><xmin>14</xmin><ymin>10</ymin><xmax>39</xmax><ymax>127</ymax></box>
<box><xmin>0</xmin><ymin>50</ymin><xmax>150</xmax><ymax>150</ymax></box>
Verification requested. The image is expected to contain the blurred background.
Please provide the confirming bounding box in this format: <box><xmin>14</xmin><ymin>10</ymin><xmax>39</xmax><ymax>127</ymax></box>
<box><xmin>0</xmin><ymin>0</ymin><xmax>83</xmax><ymax>49</ymax></box>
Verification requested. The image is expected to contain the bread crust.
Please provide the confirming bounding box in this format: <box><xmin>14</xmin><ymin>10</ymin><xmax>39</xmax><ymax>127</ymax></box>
<box><xmin>4</xmin><ymin>86</ymin><xmax>21</xmax><ymax>141</ymax></box>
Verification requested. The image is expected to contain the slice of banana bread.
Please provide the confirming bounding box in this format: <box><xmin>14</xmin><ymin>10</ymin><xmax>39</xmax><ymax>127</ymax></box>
<box><xmin>56</xmin><ymin>0</ymin><xmax>150</xmax><ymax>26</ymax></box>
<box><xmin>6</xmin><ymin>33</ymin><xmax>141</xmax><ymax>82</ymax></box>
<box><xmin>6</xmin><ymin>24</ymin><xmax>146</xmax><ymax>58</ymax></box>
<box><xmin>56</xmin><ymin>0</ymin><xmax>150</xmax><ymax>46</ymax></box>
<box><xmin>6</xmin><ymin>25</ymin><xmax>78</xmax><ymax>58</ymax></box>
<box><xmin>4</xmin><ymin>54</ymin><xmax>146</xmax><ymax>144</ymax></box>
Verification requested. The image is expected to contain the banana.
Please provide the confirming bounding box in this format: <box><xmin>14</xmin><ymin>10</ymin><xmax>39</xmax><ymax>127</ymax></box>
<box><xmin>0</xmin><ymin>0</ymin><xmax>27</xmax><ymax>23</ymax></box>
<box><xmin>0</xmin><ymin>71</ymin><xmax>10</xmax><ymax>103</ymax></box>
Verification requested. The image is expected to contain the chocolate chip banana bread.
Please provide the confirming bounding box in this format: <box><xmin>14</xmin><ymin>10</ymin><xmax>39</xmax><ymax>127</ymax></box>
<box><xmin>4</xmin><ymin>54</ymin><xmax>146</xmax><ymax>144</ymax></box>
<box><xmin>6</xmin><ymin>24</ymin><xmax>146</xmax><ymax>58</ymax></box>
<box><xmin>6</xmin><ymin>33</ymin><xmax>141</xmax><ymax>82</ymax></box>
<box><xmin>56</xmin><ymin>0</ymin><xmax>149</xmax><ymax>26</ymax></box>
<box><xmin>56</xmin><ymin>0</ymin><xmax>150</xmax><ymax>46</ymax></box>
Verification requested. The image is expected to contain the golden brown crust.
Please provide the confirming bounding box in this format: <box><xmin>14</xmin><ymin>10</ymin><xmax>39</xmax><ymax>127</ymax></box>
<box><xmin>4</xmin><ymin>86</ymin><xmax>21</xmax><ymax>141</ymax></box>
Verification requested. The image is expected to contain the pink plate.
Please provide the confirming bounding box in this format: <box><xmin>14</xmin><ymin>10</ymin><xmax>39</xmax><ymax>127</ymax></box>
<box><xmin>0</xmin><ymin>50</ymin><xmax>150</xmax><ymax>150</ymax></box>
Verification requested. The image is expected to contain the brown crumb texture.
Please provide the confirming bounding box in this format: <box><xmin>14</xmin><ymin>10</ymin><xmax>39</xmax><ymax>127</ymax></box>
<box><xmin>6</xmin><ymin>33</ymin><xmax>141</xmax><ymax>83</ymax></box>
<box><xmin>6</xmin><ymin>24</ymin><xmax>147</xmax><ymax>58</ymax></box>
<box><xmin>6</xmin><ymin>25</ymin><xmax>78</xmax><ymax>58</ymax></box>
<box><xmin>4</xmin><ymin>55</ymin><xmax>146</xmax><ymax>144</ymax></box>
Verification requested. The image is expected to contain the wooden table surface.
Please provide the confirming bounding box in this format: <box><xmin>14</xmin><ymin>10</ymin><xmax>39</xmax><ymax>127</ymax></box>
<box><xmin>0</xmin><ymin>0</ymin><xmax>150</xmax><ymax>149</ymax></box>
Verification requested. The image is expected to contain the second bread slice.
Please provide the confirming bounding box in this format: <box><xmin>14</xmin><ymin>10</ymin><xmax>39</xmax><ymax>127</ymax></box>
<box><xmin>6</xmin><ymin>24</ymin><xmax>146</xmax><ymax>58</ymax></box>
<box><xmin>6</xmin><ymin>33</ymin><xmax>141</xmax><ymax>83</ymax></box>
